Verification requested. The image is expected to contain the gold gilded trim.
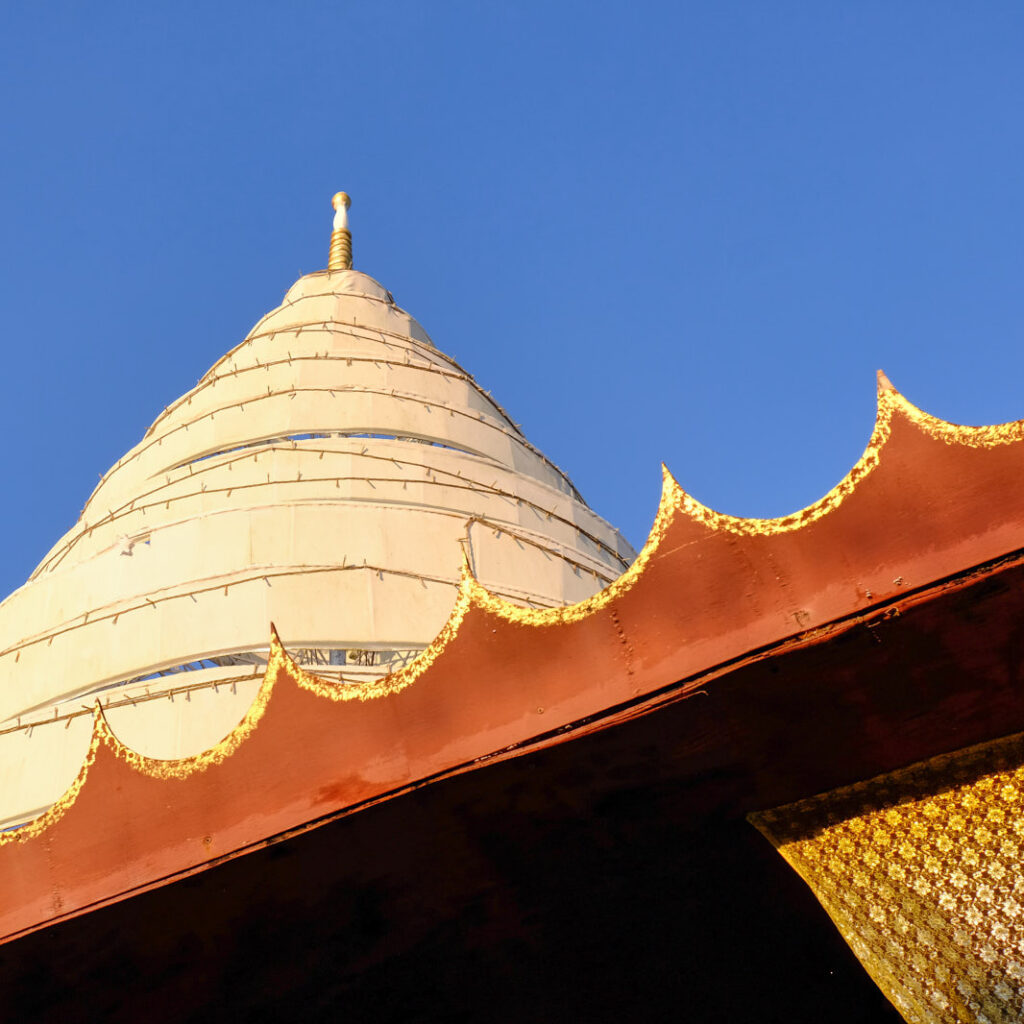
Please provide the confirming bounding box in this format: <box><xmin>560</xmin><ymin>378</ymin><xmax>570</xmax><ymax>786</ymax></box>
<box><xmin>465</xmin><ymin>465</ymin><xmax>683</xmax><ymax>627</ymax></box>
<box><xmin>283</xmin><ymin>464</ymin><xmax>680</xmax><ymax>690</ymax></box>
<box><xmin>455</xmin><ymin>373</ymin><xmax>1024</xmax><ymax>626</ymax></box>
<box><xmin>287</xmin><ymin>574</ymin><xmax>477</xmax><ymax>701</ymax></box>
<box><xmin>669</xmin><ymin>384</ymin><xmax>895</xmax><ymax>539</ymax></box>
<box><xmin>276</xmin><ymin>467</ymin><xmax>679</xmax><ymax>693</ymax></box>
<box><xmin>0</xmin><ymin>717</ymin><xmax>104</xmax><ymax>846</ymax></box>
<box><xmin>677</xmin><ymin>373</ymin><xmax>1024</xmax><ymax>539</ymax></box>
<box><xmin>0</xmin><ymin>659</ymin><xmax>282</xmax><ymax>843</ymax></box>
<box><xmin>8</xmin><ymin>376</ymin><xmax>1024</xmax><ymax>849</ymax></box>
<box><xmin>885</xmin><ymin>371</ymin><xmax>1024</xmax><ymax>449</ymax></box>
<box><xmin>98</xmin><ymin>665</ymin><xmax>277</xmax><ymax>780</ymax></box>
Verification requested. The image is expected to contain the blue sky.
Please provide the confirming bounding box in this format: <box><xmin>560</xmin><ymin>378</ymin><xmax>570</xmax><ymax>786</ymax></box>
<box><xmin>1</xmin><ymin>3</ymin><xmax>1023</xmax><ymax>596</ymax></box>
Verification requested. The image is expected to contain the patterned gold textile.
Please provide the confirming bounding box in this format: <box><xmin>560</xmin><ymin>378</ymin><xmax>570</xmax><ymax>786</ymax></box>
<box><xmin>752</xmin><ymin>736</ymin><xmax>1024</xmax><ymax>1024</ymax></box>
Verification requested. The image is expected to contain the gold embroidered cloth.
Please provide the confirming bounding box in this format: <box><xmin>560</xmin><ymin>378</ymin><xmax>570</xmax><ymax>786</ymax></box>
<box><xmin>752</xmin><ymin>736</ymin><xmax>1024</xmax><ymax>1024</ymax></box>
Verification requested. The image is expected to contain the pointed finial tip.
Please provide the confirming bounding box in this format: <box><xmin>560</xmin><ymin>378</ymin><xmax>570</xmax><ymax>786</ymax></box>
<box><xmin>877</xmin><ymin>369</ymin><xmax>896</xmax><ymax>394</ymax></box>
<box><xmin>328</xmin><ymin>191</ymin><xmax>353</xmax><ymax>270</ymax></box>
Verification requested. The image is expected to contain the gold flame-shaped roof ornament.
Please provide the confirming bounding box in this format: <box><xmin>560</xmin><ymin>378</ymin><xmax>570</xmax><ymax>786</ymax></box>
<box><xmin>328</xmin><ymin>191</ymin><xmax>352</xmax><ymax>271</ymax></box>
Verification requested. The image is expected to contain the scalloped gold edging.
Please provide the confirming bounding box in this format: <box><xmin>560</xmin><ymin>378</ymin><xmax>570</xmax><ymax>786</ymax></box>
<box><xmin>285</xmin><ymin>466</ymin><xmax>683</xmax><ymax>691</ymax></box>
<box><xmin>675</xmin><ymin>374</ymin><xmax>1024</xmax><ymax>539</ymax></box>
<box><xmin>886</xmin><ymin>372</ymin><xmax>1024</xmax><ymax>450</ymax></box>
<box><xmin>0</xmin><ymin>592</ymin><xmax>481</xmax><ymax>843</ymax></box>
<box><xmin>462</xmin><ymin>380</ymin><xmax>893</xmax><ymax>625</ymax></box>
<box><xmin>668</xmin><ymin>386</ymin><xmax>895</xmax><ymax>538</ymax></box>
<box><xmin>460</xmin><ymin>374</ymin><xmax>1024</xmax><ymax>626</ymax></box>
<box><xmin>287</xmin><ymin>575</ymin><xmax>477</xmax><ymax>701</ymax></box>
<box><xmin>8</xmin><ymin>377</ymin><xmax>1024</xmax><ymax>846</ymax></box>
<box><xmin>98</xmin><ymin>660</ymin><xmax>277</xmax><ymax>780</ymax></box>
<box><xmin>465</xmin><ymin>465</ymin><xmax>683</xmax><ymax>628</ymax></box>
<box><xmin>0</xmin><ymin>660</ymin><xmax>280</xmax><ymax>844</ymax></box>
<box><xmin>0</xmin><ymin>719</ymin><xmax>103</xmax><ymax>846</ymax></box>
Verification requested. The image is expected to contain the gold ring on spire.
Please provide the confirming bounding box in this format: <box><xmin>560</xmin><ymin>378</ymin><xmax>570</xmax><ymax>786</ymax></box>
<box><xmin>328</xmin><ymin>191</ymin><xmax>352</xmax><ymax>271</ymax></box>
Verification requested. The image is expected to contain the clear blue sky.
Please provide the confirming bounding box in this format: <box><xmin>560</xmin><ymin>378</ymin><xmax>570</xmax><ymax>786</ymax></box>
<box><xmin>1</xmin><ymin>2</ymin><xmax>1023</xmax><ymax>597</ymax></box>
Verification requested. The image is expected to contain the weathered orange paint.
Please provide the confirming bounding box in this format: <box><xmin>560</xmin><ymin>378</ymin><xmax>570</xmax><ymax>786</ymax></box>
<box><xmin>3</xmin><ymin>399</ymin><xmax>1024</xmax><ymax>945</ymax></box>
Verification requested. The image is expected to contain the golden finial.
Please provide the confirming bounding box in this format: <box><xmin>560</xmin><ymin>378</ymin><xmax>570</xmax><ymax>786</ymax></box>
<box><xmin>328</xmin><ymin>191</ymin><xmax>353</xmax><ymax>271</ymax></box>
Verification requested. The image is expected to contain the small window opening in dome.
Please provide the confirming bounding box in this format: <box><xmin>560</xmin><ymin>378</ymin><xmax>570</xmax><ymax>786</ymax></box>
<box><xmin>174</xmin><ymin>432</ymin><xmax>485</xmax><ymax>472</ymax></box>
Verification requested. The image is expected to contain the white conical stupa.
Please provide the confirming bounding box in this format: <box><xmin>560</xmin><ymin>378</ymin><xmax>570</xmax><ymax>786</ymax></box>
<box><xmin>0</xmin><ymin>194</ymin><xmax>635</xmax><ymax>828</ymax></box>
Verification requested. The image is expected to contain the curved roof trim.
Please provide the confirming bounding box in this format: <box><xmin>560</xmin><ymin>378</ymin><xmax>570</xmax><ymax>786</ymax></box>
<box><xmin>7</xmin><ymin>372</ymin><xmax>1024</xmax><ymax>853</ymax></box>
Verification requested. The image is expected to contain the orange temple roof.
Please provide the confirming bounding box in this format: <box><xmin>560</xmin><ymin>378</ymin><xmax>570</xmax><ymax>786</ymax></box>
<box><xmin>3</xmin><ymin>376</ymin><xmax>1024</xmax><ymax>1020</ymax></box>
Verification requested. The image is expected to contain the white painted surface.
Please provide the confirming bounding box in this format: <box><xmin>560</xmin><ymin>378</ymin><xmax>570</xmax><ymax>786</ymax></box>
<box><xmin>0</xmin><ymin>269</ymin><xmax>635</xmax><ymax>828</ymax></box>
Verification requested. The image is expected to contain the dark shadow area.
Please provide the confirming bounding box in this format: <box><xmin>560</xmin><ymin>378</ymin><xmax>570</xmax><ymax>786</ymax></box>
<box><xmin>0</xmin><ymin>743</ymin><xmax>901</xmax><ymax>1023</ymax></box>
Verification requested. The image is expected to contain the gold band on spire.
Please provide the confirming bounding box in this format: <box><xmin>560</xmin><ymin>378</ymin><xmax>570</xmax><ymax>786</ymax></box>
<box><xmin>329</xmin><ymin>191</ymin><xmax>352</xmax><ymax>270</ymax></box>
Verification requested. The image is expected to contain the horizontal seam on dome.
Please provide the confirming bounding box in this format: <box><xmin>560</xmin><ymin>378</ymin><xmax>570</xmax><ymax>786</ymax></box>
<box><xmin>90</xmin><ymin>386</ymin><xmax>581</xmax><ymax>512</ymax></box>
<box><xmin>36</xmin><ymin>451</ymin><xmax>625</xmax><ymax>578</ymax></box>
<box><xmin>1</xmin><ymin>542</ymin><xmax>604</xmax><ymax>669</ymax></box>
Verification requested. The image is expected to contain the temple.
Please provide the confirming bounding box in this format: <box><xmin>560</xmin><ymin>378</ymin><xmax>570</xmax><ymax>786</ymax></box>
<box><xmin>0</xmin><ymin>192</ymin><xmax>632</xmax><ymax>829</ymax></box>
<box><xmin>2</xmin><ymin>195</ymin><xmax>1024</xmax><ymax>1023</ymax></box>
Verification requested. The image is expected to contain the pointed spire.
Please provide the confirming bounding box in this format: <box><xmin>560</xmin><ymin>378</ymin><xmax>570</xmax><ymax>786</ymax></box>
<box><xmin>328</xmin><ymin>192</ymin><xmax>352</xmax><ymax>271</ymax></box>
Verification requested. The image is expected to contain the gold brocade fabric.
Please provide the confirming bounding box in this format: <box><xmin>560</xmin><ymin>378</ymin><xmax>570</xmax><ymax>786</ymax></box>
<box><xmin>752</xmin><ymin>736</ymin><xmax>1024</xmax><ymax>1024</ymax></box>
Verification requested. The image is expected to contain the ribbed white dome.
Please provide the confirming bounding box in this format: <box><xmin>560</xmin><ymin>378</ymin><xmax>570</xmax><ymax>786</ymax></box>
<box><xmin>0</xmin><ymin>266</ymin><xmax>634</xmax><ymax>827</ymax></box>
